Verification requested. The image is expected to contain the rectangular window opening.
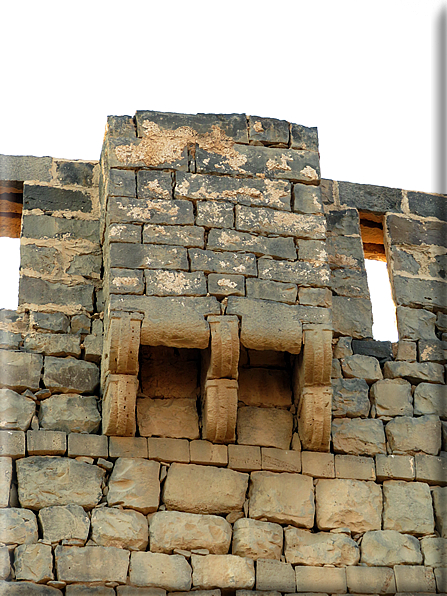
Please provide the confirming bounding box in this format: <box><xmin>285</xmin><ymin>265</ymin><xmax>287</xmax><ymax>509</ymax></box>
<box><xmin>0</xmin><ymin>180</ymin><xmax>23</xmax><ymax>310</ymax></box>
<box><xmin>360</xmin><ymin>213</ymin><xmax>398</xmax><ymax>342</ymax></box>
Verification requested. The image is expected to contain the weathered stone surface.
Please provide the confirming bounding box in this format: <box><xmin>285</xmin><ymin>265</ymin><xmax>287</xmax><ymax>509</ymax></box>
<box><xmin>189</xmin><ymin>248</ymin><xmax>256</xmax><ymax>276</ymax></box>
<box><xmin>385</xmin><ymin>415</ymin><xmax>441</xmax><ymax>455</ymax></box>
<box><xmin>326</xmin><ymin>234</ymin><xmax>364</xmax><ymax>268</ymax></box>
<box><xmin>137</xmin><ymin>398</ymin><xmax>199</xmax><ymax>440</ymax></box>
<box><xmin>236</xmin><ymin>205</ymin><xmax>325</xmax><ymax>239</ymax></box>
<box><xmin>55</xmin><ymin>545</ymin><xmax>130</xmax><ymax>583</ymax></box>
<box><xmin>258</xmin><ymin>259</ymin><xmax>330</xmax><ymax>288</ymax></box>
<box><xmin>207</xmin><ymin>228</ymin><xmax>296</xmax><ymax>260</ymax></box>
<box><xmin>232</xmin><ymin>518</ymin><xmax>283</xmax><ymax>560</ymax></box>
<box><xmin>19</xmin><ymin>277</ymin><xmax>94</xmax><ymax>313</ymax></box>
<box><xmin>249</xmin><ymin>471</ymin><xmax>314</xmax><ymax>528</ymax></box>
<box><xmin>145</xmin><ymin>270</ymin><xmax>207</xmax><ymax>296</ymax></box>
<box><xmin>228</xmin><ymin>444</ymin><xmax>261</xmax><ymax>472</ymax></box>
<box><xmin>102</xmin><ymin>373</ymin><xmax>138</xmax><ymax>437</ymax></box>
<box><xmin>293</xmin><ymin>183</ymin><xmax>322</xmax><ymax>214</ymax></box>
<box><xmin>108</xmin><ymin>167</ymin><xmax>136</xmax><ymax>196</ymax></box>
<box><xmin>190</xmin><ymin>440</ymin><xmax>228</xmax><ymax>467</ymax></box>
<box><xmin>0</xmin><ymin>507</ymin><xmax>37</xmax><ymax>544</ymax></box>
<box><xmin>202</xmin><ymin>379</ymin><xmax>238</xmax><ymax>444</ymax></box>
<box><xmin>66</xmin><ymin>587</ymin><xmax>115</xmax><ymax>596</ymax></box>
<box><xmin>290</xmin><ymin>123</ymin><xmax>318</xmax><ymax>152</ymax></box>
<box><xmin>387</xmin><ymin>212</ymin><xmax>447</xmax><ymax>246</ymax></box>
<box><xmin>39</xmin><ymin>394</ymin><xmax>100</xmax><ymax>433</ymax></box>
<box><xmin>419</xmin><ymin>339</ymin><xmax>447</xmax><ymax>363</ymax></box>
<box><xmin>341</xmin><ymin>354</ymin><xmax>383</xmax><ymax>383</ymax></box>
<box><xmin>163</xmin><ymin>463</ymin><xmax>248</xmax><ymax>514</ymax></box>
<box><xmin>331</xmin><ymin>378</ymin><xmax>370</xmax><ymax>418</ymax></box>
<box><xmin>352</xmin><ymin>339</ymin><xmax>393</xmax><ymax>362</ymax></box>
<box><xmin>296</xmin><ymin>239</ymin><xmax>327</xmax><ymax>263</ymax></box>
<box><xmin>227</xmin><ymin>297</ymin><xmax>302</xmax><ymax>354</ymax></box>
<box><xmin>0</xmin><ymin>388</ymin><xmax>35</xmax><ymax>431</ymax></box>
<box><xmin>116</xmin><ymin>589</ymin><xmax>166</xmax><ymax>596</ymax></box>
<box><xmin>22</xmin><ymin>214</ymin><xmax>98</xmax><ymax>242</ymax></box>
<box><xmin>39</xmin><ymin>504</ymin><xmax>90</xmax><ymax>545</ymax></box>
<box><xmin>360</xmin><ymin>530</ymin><xmax>422</xmax><ymax>566</ymax></box>
<box><xmin>108</xmin><ymin>268</ymin><xmax>145</xmax><ymax>294</ymax></box>
<box><xmin>295</xmin><ymin>565</ymin><xmax>347</xmax><ymax>593</ymax></box>
<box><xmin>108</xmin><ymin>196</ymin><xmax>194</xmax><ymax>225</ymax></box>
<box><xmin>375</xmin><ymin>454</ymin><xmax>415</xmax><ymax>481</ymax></box>
<box><xmin>246</xmin><ymin>279</ymin><xmax>297</xmax><ymax>304</ymax></box>
<box><xmin>14</xmin><ymin>543</ymin><xmax>53</xmax><ymax>582</ymax></box>
<box><xmin>140</xmin><ymin>346</ymin><xmax>198</xmax><ymax>398</ymax></box>
<box><xmin>147</xmin><ymin>437</ymin><xmax>189</xmax><ymax>463</ymax></box>
<box><xmin>0</xmin><ymin>429</ymin><xmax>25</xmax><ymax>458</ymax></box>
<box><xmin>106</xmin><ymin>223</ymin><xmax>141</xmax><ymax>244</ymax></box>
<box><xmin>415</xmin><ymin>452</ymin><xmax>447</xmax><ymax>485</ymax></box>
<box><xmin>137</xmin><ymin>170</ymin><xmax>171</xmax><ymax>198</ymax></box>
<box><xmin>331</xmin><ymin>267</ymin><xmax>370</xmax><ymax>298</ymax></box>
<box><xmin>43</xmin><ymin>357</ymin><xmax>99</xmax><ymax>394</ymax></box>
<box><xmin>0</xmin><ymin>154</ymin><xmax>52</xmax><ymax>182</ymax></box>
<box><xmin>0</xmin><ymin>350</ymin><xmax>42</xmax><ymax>392</ymax></box>
<box><xmin>130</xmin><ymin>552</ymin><xmax>191</xmax><ymax>590</ymax></box>
<box><xmin>255</xmin><ymin>559</ymin><xmax>295</xmax><ymax>592</ymax></box>
<box><xmin>393</xmin><ymin>274</ymin><xmax>447</xmax><ymax>312</ymax></box>
<box><xmin>204</xmin><ymin>315</ymin><xmax>239</xmax><ymax>380</ymax></box>
<box><xmin>0</xmin><ymin>546</ymin><xmax>9</xmax><ymax>580</ymax></box>
<box><xmin>249</xmin><ymin>115</ymin><xmax>289</xmax><ymax>145</ymax></box>
<box><xmin>421</xmin><ymin>536</ymin><xmax>447</xmax><ymax>567</ymax></box>
<box><xmin>0</xmin><ymin>583</ymin><xmax>62</xmax><ymax>595</ymax></box>
<box><xmin>339</xmin><ymin>181</ymin><xmax>402</xmax><ymax>213</ymax></box>
<box><xmin>208</xmin><ymin>274</ymin><xmax>243</xmax><ymax>297</ymax></box>
<box><xmin>298</xmin><ymin>286</ymin><xmax>332</xmax><ymax>307</ymax></box>
<box><xmin>175</xmin><ymin>172</ymin><xmax>291</xmax><ymax>210</ymax></box>
<box><xmin>191</xmin><ymin>554</ymin><xmax>255</xmax><ymax>589</ymax></box>
<box><xmin>346</xmin><ymin>566</ymin><xmax>396</xmax><ymax>594</ymax></box>
<box><xmin>150</xmin><ymin>511</ymin><xmax>231</xmax><ymax>555</ymax></box>
<box><xmin>315</xmin><ymin>479</ymin><xmax>382</xmax><ymax>532</ymax></box>
<box><xmin>197</xmin><ymin>201</ymin><xmax>234</xmax><ymax>228</ymax></box>
<box><xmin>108</xmin><ymin>436</ymin><xmax>148</xmax><ymax>459</ymax></box>
<box><xmin>370</xmin><ymin>378</ymin><xmax>413</xmax><ymax>417</ymax></box>
<box><xmin>24</xmin><ymin>183</ymin><xmax>92</xmax><ymax>212</ymax></box>
<box><xmin>24</xmin><ymin>333</ymin><xmax>82</xmax><ymax>358</ymax></box>
<box><xmin>109</xmin><ymin>242</ymin><xmax>188</xmax><ymax>270</ymax></box>
<box><xmin>109</xmin><ymin>294</ymin><xmax>220</xmax><ymax>349</ymax></box>
<box><xmin>383</xmin><ymin>480</ymin><xmax>434</xmax><ymax>535</ymax></box>
<box><xmin>332</xmin><ymin>418</ymin><xmax>386</xmax><ymax>455</ymax></box>
<box><xmin>301</xmin><ymin>451</ymin><xmax>334</xmax><ymax>478</ymax></box>
<box><xmin>335</xmin><ymin>454</ymin><xmax>375</xmax><ymax>480</ymax></box>
<box><xmin>237</xmin><ymin>407</ymin><xmax>293</xmax><ymax>450</ymax></box>
<box><xmin>108</xmin><ymin>458</ymin><xmax>160</xmax><ymax>514</ymax></box>
<box><xmin>0</xmin><ymin>458</ymin><xmax>11</xmax><ymax>508</ymax></box>
<box><xmin>91</xmin><ymin>507</ymin><xmax>148</xmax><ymax>550</ymax></box>
<box><xmin>396</xmin><ymin>306</ymin><xmax>437</xmax><ymax>340</ymax></box>
<box><xmin>432</xmin><ymin>486</ymin><xmax>447</xmax><ymax>537</ymax></box>
<box><xmin>384</xmin><ymin>360</ymin><xmax>445</xmax><ymax>384</ymax></box>
<box><xmin>238</xmin><ymin>368</ymin><xmax>292</xmax><ymax>407</ymax></box>
<box><xmin>297</xmin><ymin>385</ymin><xmax>332</xmax><ymax>452</ymax></box>
<box><xmin>284</xmin><ymin>527</ymin><xmax>359</xmax><ymax>566</ymax></box>
<box><xmin>332</xmin><ymin>296</ymin><xmax>373</xmax><ymax>339</ymax></box>
<box><xmin>394</xmin><ymin>564</ymin><xmax>436</xmax><ymax>593</ymax></box>
<box><xmin>0</xmin><ymin>330</ymin><xmax>21</xmax><ymax>350</ymax></box>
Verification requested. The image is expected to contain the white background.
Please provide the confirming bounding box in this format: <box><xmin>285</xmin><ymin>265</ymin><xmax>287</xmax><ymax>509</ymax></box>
<box><xmin>1</xmin><ymin>0</ymin><xmax>446</xmax><ymax>340</ymax></box>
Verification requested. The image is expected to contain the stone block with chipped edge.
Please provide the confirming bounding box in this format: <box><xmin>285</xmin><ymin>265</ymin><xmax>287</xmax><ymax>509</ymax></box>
<box><xmin>0</xmin><ymin>507</ymin><xmax>38</xmax><ymax>545</ymax></box>
<box><xmin>67</xmin><ymin>433</ymin><xmax>108</xmax><ymax>459</ymax></box>
<box><xmin>246</xmin><ymin>279</ymin><xmax>297</xmax><ymax>304</ymax></box>
<box><xmin>432</xmin><ymin>486</ymin><xmax>447</xmax><ymax>537</ymax></box>
<box><xmin>207</xmin><ymin>228</ymin><xmax>296</xmax><ymax>260</ymax></box>
<box><xmin>0</xmin><ymin>350</ymin><xmax>43</xmax><ymax>393</ymax></box>
<box><xmin>415</xmin><ymin>452</ymin><xmax>447</xmax><ymax>486</ymax></box>
<box><xmin>228</xmin><ymin>444</ymin><xmax>261</xmax><ymax>472</ymax></box>
<box><xmin>0</xmin><ymin>430</ymin><xmax>25</xmax><ymax>458</ymax></box>
<box><xmin>237</xmin><ymin>406</ymin><xmax>293</xmax><ymax>450</ymax></box>
<box><xmin>107</xmin><ymin>457</ymin><xmax>160</xmax><ymax>514</ymax></box>
<box><xmin>375</xmin><ymin>454</ymin><xmax>415</xmax><ymax>481</ymax></box>
<box><xmin>249</xmin><ymin>471</ymin><xmax>314</xmax><ymax>528</ymax></box>
<box><xmin>284</xmin><ymin>526</ymin><xmax>359</xmax><ymax>567</ymax></box>
<box><xmin>332</xmin><ymin>418</ymin><xmax>386</xmax><ymax>456</ymax></box>
<box><xmin>189</xmin><ymin>248</ymin><xmax>257</xmax><ymax>277</ymax></box>
<box><xmin>420</xmin><ymin>536</ymin><xmax>447</xmax><ymax>568</ymax></box>
<box><xmin>190</xmin><ymin>441</ymin><xmax>228</xmax><ymax>467</ymax></box>
<box><xmin>148</xmin><ymin>438</ymin><xmax>190</xmax><ymax>463</ymax></box>
<box><xmin>0</xmin><ymin>545</ymin><xmax>10</xmax><ymax>580</ymax></box>
<box><xmin>295</xmin><ymin>565</ymin><xmax>347</xmax><ymax>593</ymax></box>
<box><xmin>39</xmin><ymin>394</ymin><xmax>101</xmax><ymax>434</ymax></box>
<box><xmin>0</xmin><ymin>457</ymin><xmax>12</xmax><ymax>508</ymax></box>
<box><xmin>202</xmin><ymin>379</ymin><xmax>238</xmax><ymax>444</ymax></box>
<box><xmin>301</xmin><ymin>451</ymin><xmax>335</xmax><ymax>478</ymax></box>
<box><xmin>102</xmin><ymin>310</ymin><xmax>142</xmax><ymax>377</ymax></box>
<box><xmin>108</xmin><ymin>268</ymin><xmax>144</xmax><ymax>295</ymax></box>
<box><xmin>383</xmin><ymin>360</ymin><xmax>445</xmax><ymax>384</ymax></box>
<box><xmin>146</xmin><ymin>270</ymin><xmax>207</xmax><ymax>297</ymax></box>
<box><xmin>393</xmin><ymin>565</ymin><xmax>436</xmax><ymax>593</ymax></box>
<box><xmin>238</xmin><ymin>368</ymin><xmax>291</xmax><ymax>408</ymax></box>
<box><xmin>331</xmin><ymin>378</ymin><xmax>370</xmax><ymax>418</ymax></box>
<box><xmin>149</xmin><ymin>510</ymin><xmax>231</xmax><ymax>555</ymax></box>
<box><xmin>382</xmin><ymin>480</ymin><xmax>435</xmax><ymax>536</ymax></box>
<box><xmin>370</xmin><ymin>378</ymin><xmax>413</xmax><ymax>418</ymax></box>
<box><xmin>360</xmin><ymin>530</ymin><xmax>422</xmax><ymax>567</ymax></box>
<box><xmin>43</xmin><ymin>356</ymin><xmax>99</xmax><ymax>395</ymax></box>
<box><xmin>197</xmin><ymin>200</ymin><xmax>234</xmax><ymax>228</ymax></box>
<box><xmin>14</xmin><ymin>543</ymin><xmax>53</xmax><ymax>583</ymax></box>
<box><xmin>315</xmin><ymin>479</ymin><xmax>382</xmax><ymax>533</ymax></box>
<box><xmin>226</xmin><ymin>297</ymin><xmax>303</xmax><ymax>354</ymax></box>
<box><xmin>138</xmin><ymin>398</ymin><xmax>199</xmax><ymax>441</ymax></box>
<box><xmin>191</xmin><ymin>554</ymin><xmax>255</xmax><ymax>589</ymax></box>
<box><xmin>261</xmin><ymin>448</ymin><xmax>301</xmax><ymax>473</ymax></box>
<box><xmin>258</xmin><ymin>258</ymin><xmax>330</xmax><ymax>287</ymax></box>
<box><xmin>116</xmin><ymin>588</ymin><xmax>167</xmax><ymax>596</ymax></box>
<box><xmin>385</xmin><ymin>414</ymin><xmax>442</xmax><ymax>456</ymax></box>
<box><xmin>346</xmin><ymin>565</ymin><xmax>396</xmax><ymax>594</ymax></box>
<box><xmin>109</xmin><ymin>436</ymin><xmax>148</xmax><ymax>459</ymax></box>
<box><xmin>298</xmin><ymin>286</ymin><xmax>332</xmax><ymax>308</ymax></box>
<box><xmin>129</xmin><ymin>551</ymin><xmax>192</xmax><ymax>590</ymax></box>
<box><xmin>38</xmin><ymin>504</ymin><xmax>90</xmax><ymax>545</ymax></box>
<box><xmin>137</xmin><ymin>170</ymin><xmax>172</xmax><ymax>199</ymax></box>
<box><xmin>163</xmin><ymin>463</ymin><xmax>248</xmax><ymax>515</ymax></box>
<box><xmin>256</xmin><ymin>558</ymin><xmax>295</xmax><ymax>592</ymax></box>
<box><xmin>0</xmin><ymin>388</ymin><xmax>36</xmax><ymax>431</ymax></box>
<box><xmin>207</xmin><ymin>273</ymin><xmax>245</xmax><ymax>297</ymax></box>
<box><xmin>27</xmin><ymin>430</ymin><xmax>66</xmax><ymax>456</ymax></box>
<box><xmin>91</xmin><ymin>507</ymin><xmax>148</xmax><ymax>551</ymax></box>
<box><xmin>335</xmin><ymin>454</ymin><xmax>376</xmax><ymax>480</ymax></box>
<box><xmin>414</xmin><ymin>382</ymin><xmax>447</xmax><ymax>419</ymax></box>
<box><xmin>232</xmin><ymin>518</ymin><xmax>283</xmax><ymax>561</ymax></box>
<box><xmin>55</xmin><ymin>545</ymin><xmax>130</xmax><ymax>584</ymax></box>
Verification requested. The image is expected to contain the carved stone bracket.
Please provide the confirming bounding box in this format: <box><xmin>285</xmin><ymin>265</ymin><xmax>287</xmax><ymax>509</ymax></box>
<box><xmin>101</xmin><ymin>310</ymin><xmax>143</xmax><ymax>436</ymax></box>
<box><xmin>202</xmin><ymin>315</ymin><xmax>239</xmax><ymax>381</ymax></box>
<box><xmin>202</xmin><ymin>379</ymin><xmax>238</xmax><ymax>444</ymax></box>
<box><xmin>293</xmin><ymin>325</ymin><xmax>333</xmax><ymax>452</ymax></box>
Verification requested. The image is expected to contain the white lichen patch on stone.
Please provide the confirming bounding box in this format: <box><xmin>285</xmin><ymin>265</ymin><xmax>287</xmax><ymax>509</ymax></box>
<box><xmin>253</xmin><ymin>121</ymin><xmax>264</xmax><ymax>133</ymax></box>
<box><xmin>142</xmin><ymin>179</ymin><xmax>171</xmax><ymax>199</ymax></box>
<box><xmin>116</xmin><ymin>199</ymin><xmax>180</xmax><ymax>220</ymax></box>
<box><xmin>154</xmin><ymin>271</ymin><xmax>196</xmax><ymax>292</ymax></box>
<box><xmin>109</xmin><ymin>225</ymin><xmax>127</xmax><ymax>237</ymax></box>
<box><xmin>263</xmin><ymin>179</ymin><xmax>290</xmax><ymax>208</ymax></box>
<box><xmin>299</xmin><ymin>166</ymin><xmax>318</xmax><ymax>181</ymax></box>
<box><xmin>115</xmin><ymin>121</ymin><xmax>247</xmax><ymax>173</ymax></box>
<box><xmin>217</xmin><ymin>278</ymin><xmax>238</xmax><ymax>289</ymax></box>
<box><xmin>266</xmin><ymin>154</ymin><xmax>292</xmax><ymax>172</ymax></box>
<box><xmin>112</xmin><ymin>277</ymin><xmax>139</xmax><ymax>288</ymax></box>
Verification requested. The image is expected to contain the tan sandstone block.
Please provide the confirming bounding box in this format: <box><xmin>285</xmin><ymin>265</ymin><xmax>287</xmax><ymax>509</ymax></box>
<box><xmin>91</xmin><ymin>507</ymin><xmax>148</xmax><ymax>551</ymax></box>
<box><xmin>301</xmin><ymin>451</ymin><xmax>334</xmax><ymax>478</ymax></box>
<box><xmin>107</xmin><ymin>458</ymin><xmax>160</xmax><ymax>514</ymax></box>
<box><xmin>0</xmin><ymin>430</ymin><xmax>25</xmax><ymax>458</ymax></box>
<box><xmin>138</xmin><ymin>398</ymin><xmax>199</xmax><ymax>440</ymax></box>
<box><xmin>383</xmin><ymin>480</ymin><xmax>435</xmax><ymax>535</ymax></box>
<box><xmin>38</xmin><ymin>504</ymin><xmax>90</xmax><ymax>545</ymax></box>
<box><xmin>191</xmin><ymin>554</ymin><xmax>255</xmax><ymax>589</ymax></box>
<box><xmin>232</xmin><ymin>518</ymin><xmax>283</xmax><ymax>560</ymax></box>
<box><xmin>238</xmin><ymin>368</ymin><xmax>292</xmax><ymax>407</ymax></box>
<box><xmin>415</xmin><ymin>452</ymin><xmax>447</xmax><ymax>485</ymax></box>
<box><xmin>149</xmin><ymin>510</ymin><xmax>231</xmax><ymax>555</ymax></box>
<box><xmin>370</xmin><ymin>378</ymin><xmax>413</xmax><ymax>417</ymax></box>
<box><xmin>0</xmin><ymin>508</ymin><xmax>37</xmax><ymax>545</ymax></box>
<box><xmin>102</xmin><ymin>373</ymin><xmax>138</xmax><ymax>437</ymax></box>
<box><xmin>203</xmin><ymin>315</ymin><xmax>239</xmax><ymax>380</ymax></box>
<box><xmin>237</xmin><ymin>406</ymin><xmax>293</xmax><ymax>450</ymax></box>
<box><xmin>335</xmin><ymin>454</ymin><xmax>376</xmax><ymax>480</ymax></box>
<box><xmin>261</xmin><ymin>448</ymin><xmax>301</xmax><ymax>473</ymax></box>
<box><xmin>55</xmin><ymin>545</ymin><xmax>130</xmax><ymax>584</ymax></box>
<box><xmin>163</xmin><ymin>463</ymin><xmax>248</xmax><ymax>514</ymax></box>
<box><xmin>140</xmin><ymin>347</ymin><xmax>199</xmax><ymax>399</ymax></box>
<box><xmin>0</xmin><ymin>545</ymin><xmax>10</xmax><ymax>580</ymax></box>
<box><xmin>26</xmin><ymin>430</ymin><xmax>66</xmax><ymax>456</ymax></box>
<box><xmin>148</xmin><ymin>438</ymin><xmax>190</xmax><ymax>463</ymax></box>
<box><xmin>130</xmin><ymin>552</ymin><xmax>192</xmax><ymax>590</ymax></box>
<box><xmin>109</xmin><ymin>436</ymin><xmax>148</xmax><ymax>459</ymax></box>
<box><xmin>228</xmin><ymin>444</ymin><xmax>261</xmax><ymax>471</ymax></box>
<box><xmin>394</xmin><ymin>565</ymin><xmax>436</xmax><ymax>593</ymax></box>
<box><xmin>297</xmin><ymin>386</ymin><xmax>332</xmax><ymax>452</ymax></box>
<box><xmin>0</xmin><ymin>458</ymin><xmax>12</xmax><ymax>508</ymax></box>
<box><xmin>14</xmin><ymin>543</ymin><xmax>53</xmax><ymax>583</ymax></box>
<box><xmin>375</xmin><ymin>454</ymin><xmax>415</xmax><ymax>481</ymax></box>
<box><xmin>346</xmin><ymin>566</ymin><xmax>396</xmax><ymax>594</ymax></box>
<box><xmin>190</xmin><ymin>441</ymin><xmax>228</xmax><ymax>467</ymax></box>
<box><xmin>284</xmin><ymin>527</ymin><xmax>359</xmax><ymax>566</ymax></box>
<box><xmin>255</xmin><ymin>559</ymin><xmax>295</xmax><ymax>592</ymax></box>
<box><xmin>315</xmin><ymin>479</ymin><xmax>382</xmax><ymax>532</ymax></box>
<box><xmin>68</xmin><ymin>433</ymin><xmax>108</xmax><ymax>459</ymax></box>
<box><xmin>420</xmin><ymin>536</ymin><xmax>447</xmax><ymax>567</ymax></box>
<box><xmin>249</xmin><ymin>471</ymin><xmax>314</xmax><ymax>528</ymax></box>
<box><xmin>432</xmin><ymin>486</ymin><xmax>447</xmax><ymax>537</ymax></box>
<box><xmin>295</xmin><ymin>566</ymin><xmax>347</xmax><ymax>593</ymax></box>
<box><xmin>360</xmin><ymin>530</ymin><xmax>422</xmax><ymax>566</ymax></box>
<box><xmin>202</xmin><ymin>379</ymin><xmax>238</xmax><ymax>444</ymax></box>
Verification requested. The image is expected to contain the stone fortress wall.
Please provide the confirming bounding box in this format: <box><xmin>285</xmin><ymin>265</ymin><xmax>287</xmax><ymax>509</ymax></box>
<box><xmin>0</xmin><ymin>110</ymin><xmax>446</xmax><ymax>595</ymax></box>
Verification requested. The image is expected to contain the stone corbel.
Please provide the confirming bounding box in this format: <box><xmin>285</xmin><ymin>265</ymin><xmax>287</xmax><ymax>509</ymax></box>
<box><xmin>101</xmin><ymin>310</ymin><xmax>143</xmax><ymax>436</ymax></box>
<box><xmin>293</xmin><ymin>325</ymin><xmax>332</xmax><ymax>452</ymax></box>
<box><xmin>201</xmin><ymin>316</ymin><xmax>239</xmax><ymax>443</ymax></box>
